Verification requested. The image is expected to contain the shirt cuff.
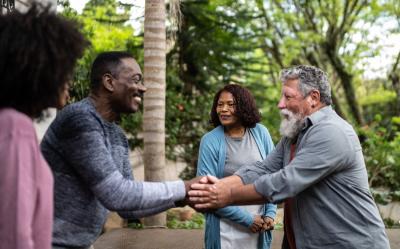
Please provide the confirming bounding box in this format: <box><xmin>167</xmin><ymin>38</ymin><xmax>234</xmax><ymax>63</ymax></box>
<box><xmin>234</xmin><ymin>170</ymin><xmax>253</xmax><ymax>185</ymax></box>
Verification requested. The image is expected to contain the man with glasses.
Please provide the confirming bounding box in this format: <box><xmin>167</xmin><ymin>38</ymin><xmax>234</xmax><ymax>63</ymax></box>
<box><xmin>41</xmin><ymin>51</ymin><xmax>197</xmax><ymax>249</ymax></box>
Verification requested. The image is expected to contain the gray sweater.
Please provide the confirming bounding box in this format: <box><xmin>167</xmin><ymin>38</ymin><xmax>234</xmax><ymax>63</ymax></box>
<box><xmin>41</xmin><ymin>98</ymin><xmax>185</xmax><ymax>248</ymax></box>
<box><xmin>236</xmin><ymin>106</ymin><xmax>390</xmax><ymax>249</ymax></box>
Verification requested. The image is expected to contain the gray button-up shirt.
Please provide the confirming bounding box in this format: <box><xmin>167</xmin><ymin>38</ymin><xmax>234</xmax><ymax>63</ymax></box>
<box><xmin>236</xmin><ymin>106</ymin><xmax>390</xmax><ymax>249</ymax></box>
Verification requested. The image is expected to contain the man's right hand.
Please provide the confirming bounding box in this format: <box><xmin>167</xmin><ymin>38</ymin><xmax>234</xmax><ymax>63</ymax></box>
<box><xmin>175</xmin><ymin>176</ymin><xmax>210</xmax><ymax>208</ymax></box>
<box><xmin>188</xmin><ymin>175</ymin><xmax>233</xmax><ymax>210</ymax></box>
<box><xmin>183</xmin><ymin>176</ymin><xmax>208</xmax><ymax>194</ymax></box>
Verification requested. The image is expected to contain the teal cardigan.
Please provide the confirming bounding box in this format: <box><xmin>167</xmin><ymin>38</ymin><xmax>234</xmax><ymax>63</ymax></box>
<box><xmin>196</xmin><ymin>123</ymin><xmax>277</xmax><ymax>249</ymax></box>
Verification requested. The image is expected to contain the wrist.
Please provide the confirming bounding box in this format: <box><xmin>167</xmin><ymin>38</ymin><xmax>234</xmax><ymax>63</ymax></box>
<box><xmin>183</xmin><ymin>180</ymin><xmax>190</xmax><ymax>195</ymax></box>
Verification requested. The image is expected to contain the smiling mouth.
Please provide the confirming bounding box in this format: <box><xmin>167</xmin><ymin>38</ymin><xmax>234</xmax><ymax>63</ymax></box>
<box><xmin>133</xmin><ymin>96</ymin><xmax>142</xmax><ymax>104</ymax></box>
<box><xmin>219</xmin><ymin>115</ymin><xmax>231</xmax><ymax>120</ymax></box>
<box><xmin>132</xmin><ymin>92</ymin><xmax>142</xmax><ymax>102</ymax></box>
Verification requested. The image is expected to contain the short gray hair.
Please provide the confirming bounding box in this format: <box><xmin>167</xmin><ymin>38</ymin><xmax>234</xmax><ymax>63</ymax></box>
<box><xmin>280</xmin><ymin>65</ymin><xmax>332</xmax><ymax>105</ymax></box>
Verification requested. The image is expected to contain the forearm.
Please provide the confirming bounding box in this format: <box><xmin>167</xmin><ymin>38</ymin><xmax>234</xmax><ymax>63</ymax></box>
<box><xmin>214</xmin><ymin>206</ymin><xmax>253</xmax><ymax>227</ymax></box>
<box><xmin>264</xmin><ymin>203</ymin><xmax>277</xmax><ymax>219</ymax></box>
<box><xmin>231</xmin><ymin>184</ymin><xmax>267</xmax><ymax>205</ymax></box>
<box><xmin>220</xmin><ymin>175</ymin><xmax>244</xmax><ymax>188</ymax></box>
<box><xmin>93</xmin><ymin>171</ymin><xmax>186</xmax><ymax>211</ymax></box>
<box><xmin>189</xmin><ymin>175</ymin><xmax>267</xmax><ymax>210</ymax></box>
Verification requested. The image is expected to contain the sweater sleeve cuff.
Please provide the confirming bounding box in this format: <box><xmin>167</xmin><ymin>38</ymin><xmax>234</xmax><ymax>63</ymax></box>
<box><xmin>167</xmin><ymin>180</ymin><xmax>186</xmax><ymax>202</ymax></box>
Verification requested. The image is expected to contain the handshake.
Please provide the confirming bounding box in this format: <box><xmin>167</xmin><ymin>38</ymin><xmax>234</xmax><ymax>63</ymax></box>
<box><xmin>181</xmin><ymin>175</ymin><xmax>231</xmax><ymax>210</ymax></box>
<box><xmin>180</xmin><ymin>175</ymin><xmax>274</xmax><ymax>232</ymax></box>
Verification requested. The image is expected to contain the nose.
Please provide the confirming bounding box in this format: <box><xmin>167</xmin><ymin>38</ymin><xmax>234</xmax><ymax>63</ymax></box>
<box><xmin>138</xmin><ymin>83</ymin><xmax>147</xmax><ymax>93</ymax></box>
<box><xmin>221</xmin><ymin>104</ymin><xmax>229</xmax><ymax>111</ymax></box>
<box><xmin>277</xmin><ymin>96</ymin><xmax>286</xmax><ymax>110</ymax></box>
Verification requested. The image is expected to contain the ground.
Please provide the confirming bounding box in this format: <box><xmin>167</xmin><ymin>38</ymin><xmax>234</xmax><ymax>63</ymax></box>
<box><xmin>94</xmin><ymin>228</ymin><xmax>400</xmax><ymax>249</ymax></box>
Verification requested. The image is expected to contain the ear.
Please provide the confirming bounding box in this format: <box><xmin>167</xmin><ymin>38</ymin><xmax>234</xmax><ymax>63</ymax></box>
<box><xmin>102</xmin><ymin>73</ymin><xmax>115</xmax><ymax>92</ymax></box>
<box><xmin>309</xmin><ymin>90</ymin><xmax>320</xmax><ymax>108</ymax></box>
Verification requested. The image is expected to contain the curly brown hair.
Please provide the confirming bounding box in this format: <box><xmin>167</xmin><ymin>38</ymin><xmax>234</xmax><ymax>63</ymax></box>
<box><xmin>0</xmin><ymin>4</ymin><xmax>88</xmax><ymax>118</ymax></box>
<box><xmin>210</xmin><ymin>84</ymin><xmax>261</xmax><ymax>128</ymax></box>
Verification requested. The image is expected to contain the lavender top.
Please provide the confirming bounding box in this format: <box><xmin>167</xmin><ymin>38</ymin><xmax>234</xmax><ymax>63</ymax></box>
<box><xmin>0</xmin><ymin>108</ymin><xmax>53</xmax><ymax>249</ymax></box>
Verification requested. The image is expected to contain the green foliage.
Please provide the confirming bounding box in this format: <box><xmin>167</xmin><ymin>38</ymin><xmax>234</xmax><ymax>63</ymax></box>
<box><xmin>164</xmin><ymin>0</ymin><xmax>285</xmax><ymax>177</ymax></box>
<box><xmin>59</xmin><ymin>0</ymin><xmax>144</xmax><ymax>142</ymax></box>
<box><xmin>165</xmin><ymin>86</ymin><xmax>213</xmax><ymax>178</ymax></box>
<box><xmin>382</xmin><ymin>218</ymin><xmax>400</xmax><ymax>228</ymax></box>
<box><xmin>166</xmin><ymin>210</ymin><xmax>205</xmax><ymax>229</ymax></box>
<box><xmin>127</xmin><ymin>210</ymin><xmax>205</xmax><ymax>230</ymax></box>
<box><xmin>360</xmin><ymin>89</ymin><xmax>396</xmax><ymax>106</ymax></box>
<box><xmin>59</xmin><ymin>0</ymin><xmax>400</xmax><ymax>195</ymax></box>
<box><xmin>164</xmin><ymin>65</ymin><xmax>214</xmax><ymax>176</ymax></box>
<box><xmin>59</xmin><ymin>0</ymin><xmax>141</xmax><ymax>100</ymax></box>
<box><xmin>371</xmin><ymin>188</ymin><xmax>400</xmax><ymax>205</ymax></box>
<box><xmin>127</xmin><ymin>221</ymin><xmax>144</xmax><ymax>229</ymax></box>
<box><xmin>358</xmin><ymin>115</ymin><xmax>400</xmax><ymax>192</ymax></box>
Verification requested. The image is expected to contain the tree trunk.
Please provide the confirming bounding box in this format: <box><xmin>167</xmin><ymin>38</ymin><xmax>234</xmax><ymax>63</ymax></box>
<box><xmin>331</xmin><ymin>91</ymin><xmax>347</xmax><ymax>120</ymax></box>
<box><xmin>389</xmin><ymin>51</ymin><xmax>400</xmax><ymax>115</ymax></box>
<box><xmin>143</xmin><ymin>0</ymin><xmax>167</xmax><ymax>227</ymax></box>
<box><xmin>323</xmin><ymin>41</ymin><xmax>365</xmax><ymax>126</ymax></box>
<box><xmin>392</xmin><ymin>75</ymin><xmax>400</xmax><ymax>114</ymax></box>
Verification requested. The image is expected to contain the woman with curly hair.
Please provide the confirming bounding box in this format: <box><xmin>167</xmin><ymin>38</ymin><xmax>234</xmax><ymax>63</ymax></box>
<box><xmin>0</xmin><ymin>4</ymin><xmax>87</xmax><ymax>249</ymax></box>
<box><xmin>197</xmin><ymin>84</ymin><xmax>277</xmax><ymax>249</ymax></box>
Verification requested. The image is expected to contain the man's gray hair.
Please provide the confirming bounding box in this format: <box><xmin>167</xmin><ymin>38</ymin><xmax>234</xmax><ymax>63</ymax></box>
<box><xmin>280</xmin><ymin>65</ymin><xmax>332</xmax><ymax>105</ymax></box>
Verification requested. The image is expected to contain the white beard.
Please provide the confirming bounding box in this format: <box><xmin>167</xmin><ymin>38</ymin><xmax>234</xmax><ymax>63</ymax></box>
<box><xmin>279</xmin><ymin>109</ymin><xmax>305</xmax><ymax>139</ymax></box>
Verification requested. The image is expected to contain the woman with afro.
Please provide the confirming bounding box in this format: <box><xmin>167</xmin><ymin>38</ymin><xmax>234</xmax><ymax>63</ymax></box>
<box><xmin>0</xmin><ymin>4</ymin><xmax>87</xmax><ymax>249</ymax></box>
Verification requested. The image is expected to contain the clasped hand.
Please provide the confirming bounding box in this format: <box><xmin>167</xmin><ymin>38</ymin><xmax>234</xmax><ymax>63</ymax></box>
<box><xmin>250</xmin><ymin>215</ymin><xmax>275</xmax><ymax>233</ymax></box>
<box><xmin>184</xmin><ymin>176</ymin><xmax>274</xmax><ymax>233</ymax></box>
<box><xmin>184</xmin><ymin>175</ymin><xmax>230</xmax><ymax>210</ymax></box>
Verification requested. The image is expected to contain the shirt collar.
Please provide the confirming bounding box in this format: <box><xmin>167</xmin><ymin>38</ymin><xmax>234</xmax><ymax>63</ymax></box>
<box><xmin>305</xmin><ymin>105</ymin><xmax>333</xmax><ymax>127</ymax></box>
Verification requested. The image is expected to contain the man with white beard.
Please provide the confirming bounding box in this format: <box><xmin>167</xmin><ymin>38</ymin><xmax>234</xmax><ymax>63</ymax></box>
<box><xmin>189</xmin><ymin>65</ymin><xmax>390</xmax><ymax>249</ymax></box>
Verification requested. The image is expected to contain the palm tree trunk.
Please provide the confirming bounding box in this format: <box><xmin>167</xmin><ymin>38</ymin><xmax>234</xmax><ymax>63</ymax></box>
<box><xmin>143</xmin><ymin>0</ymin><xmax>167</xmax><ymax>227</ymax></box>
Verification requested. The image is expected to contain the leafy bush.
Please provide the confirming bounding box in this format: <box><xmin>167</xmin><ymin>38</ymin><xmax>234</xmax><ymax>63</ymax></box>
<box><xmin>383</xmin><ymin>218</ymin><xmax>400</xmax><ymax>229</ymax></box>
<box><xmin>127</xmin><ymin>221</ymin><xmax>144</xmax><ymax>229</ymax></box>
<box><xmin>358</xmin><ymin>115</ymin><xmax>400</xmax><ymax>201</ymax></box>
<box><xmin>166</xmin><ymin>210</ymin><xmax>205</xmax><ymax>229</ymax></box>
<box><xmin>127</xmin><ymin>210</ymin><xmax>205</xmax><ymax>229</ymax></box>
